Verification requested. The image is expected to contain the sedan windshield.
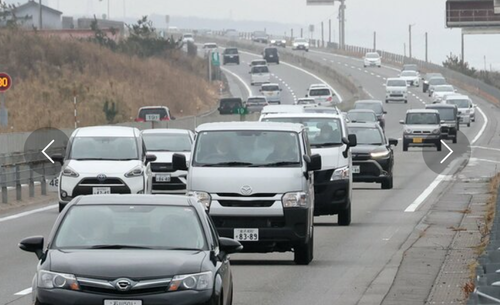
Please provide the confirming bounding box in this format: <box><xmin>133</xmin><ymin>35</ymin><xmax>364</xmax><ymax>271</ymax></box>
<box><xmin>70</xmin><ymin>137</ymin><xmax>138</xmax><ymax>160</ymax></box>
<box><xmin>429</xmin><ymin>78</ymin><xmax>447</xmax><ymax>85</ymax></box>
<box><xmin>354</xmin><ymin>102</ymin><xmax>383</xmax><ymax>115</ymax></box>
<box><xmin>251</xmin><ymin>60</ymin><xmax>267</xmax><ymax>66</ymax></box>
<box><xmin>434</xmin><ymin>86</ymin><xmax>454</xmax><ymax>92</ymax></box>
<box><xmin>401</xmin><ymin>71</ymin><xmax>418</xmax><ymax>77</ymax></box>
<box><xmin>406</xmin><ymin>113</ymin><xmax>440</xmax><ymax>125</ymax></box>
<box><xmin>143</xmin><ymin>133</ymin><xmax>192</xmax><ymax>152</ymax></box>
<box><xmin>348</xmin><ymin>127</ymin><xmax>383</xmax><ymax>145</ymax></box>
<box><xmin>347</xmin><ymin>111</ymin><xmax>377</xmax><ymax>122</ymax></box>
<box><xmin>54</xmin><ymin>205</ymin><xmax>206</xmax><ymax>250</ymax></box>
<box><xmin>225</xmin><ymin>48</ymin><xmax>238</xmax><ymax>54</ymax></box>
<box><xmin>447</xmin><ymin>99</ymin><xmax>470</xmax><ymax>108</ymax></box>
<box><xmin>262</xmin><ymin>85</ymin><xmax>280</xmax><ymax>91</ymax></box>
<box><xmin>366</xmin><ymin>53</ymin><xmax>380</xmax><ymax>59</ymax></box>
<box><xmin>193</xmin><ymin>131</ymin><xmax>301</xmax><ymax>167</ymax></box>
<box><xmin>387</xmin><ymin>80</ymin><xmax>407</xmax><ymax>87</ymax></box>
<box><xmin>264</xmin><ymin>118</ymin><xmax>343</xmax><ymax>147</ymax></box>
<box><xmin>309</xmin><ymin>89</ymin><xmax>331</xmax><ymax>96</ymax></box>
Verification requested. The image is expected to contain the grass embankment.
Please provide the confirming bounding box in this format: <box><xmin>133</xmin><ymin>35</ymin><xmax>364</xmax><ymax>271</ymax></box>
<box><xmin>0</xmin><ymin>30</ymin><xmax>217</xmax><ymax>133</ymax></box>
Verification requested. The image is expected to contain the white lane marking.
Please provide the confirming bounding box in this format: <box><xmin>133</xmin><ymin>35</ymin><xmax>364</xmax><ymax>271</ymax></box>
<box><xmin>351</xmin><ymin>65</ymin><xmax>356</xmax><ymax>69</ymax></box>
<box><xmin>440</xmin><ymin>140</ymin><xmax>454</xmax><ymax>164</ymax></box>
<box><xmin>471</xmin><ymin>107</ymin><xmax>487</xmax><ymax>145</ymax></box>
<box><xmin>472</xmin><ymin>146</ymin><xmax>500</xmax><ymax>152</ymax></box>
<box><xmin>337</xmin><ymin>61</ymin><xmax>342</xmax><ymax>65</ymax></box>
<box><xmin>14</xmin><ymin>287</ymin><xmax>32</xmax><ymax>296</ymax></box>
<box><xmin>0</xmin><ymin>205</ymin><xmax>57</xmax><ymax>223</ymax></box>
<box><xmin>405</xmin><ymin>175</ymin><xmax>446</xmax><ymax>212</ymax></box>
<box><xmin>220</xmin><ymin>67</ymin><xmax>252</xmax><ymax>97</ymax></box>
<box><xmin>364</xmin><ymin>70</ymin><xmax>369</xmax><ymax>73</ymax></box>
<box><xmin>344</xmin><ymin>63</ymin><xmax>349</xmax><ymax>67</ymax></box>
<box><xmin>470</xmin><ymin>158</ymin><xmax>500</xmax><ymax>164</ymax></box>
<box><xmin>323</xmin><ymin>58</ymin><xmax>327</xmax><ymax>61</ymax></box>
<box><xmin>364</xmin><ymin>90</ymin><xmax>375</xmax><ymax>99</ymax></box>
<box><xmin>383</xmin><ymin>77</ymin><xmax>387</xmax><ymax>80</ymax></box>
<box><xmin>376</xmin><ymin>75</ymin><xmax>381</xmax><ymax>78</ymax></box>
<box><xmin>358</xmin><ymin>68</ymin><xmax>362</xmax><ymax>71</ymax></box>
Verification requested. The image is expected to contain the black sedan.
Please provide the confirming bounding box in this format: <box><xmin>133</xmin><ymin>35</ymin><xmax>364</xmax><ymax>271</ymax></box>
<box><xmin>19</xmin><ymin>195</ymin><xmax>242</xmax><ymax>305</ymax></box>
<box><xmin>347</xmin><ymin>123</ymin><xmax>398</xmax><ymax>189</ymax></box>
<box><xmin>353</xmin><ymin>100</ymin><xmax>387</xmax><ymax>130</ymax></box>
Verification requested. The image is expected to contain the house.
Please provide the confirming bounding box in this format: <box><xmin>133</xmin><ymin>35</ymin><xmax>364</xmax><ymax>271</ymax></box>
<box><xmin>12</xmin><ymin>0</ymin><xmax>62</xmax><ymax>30</ymax></box>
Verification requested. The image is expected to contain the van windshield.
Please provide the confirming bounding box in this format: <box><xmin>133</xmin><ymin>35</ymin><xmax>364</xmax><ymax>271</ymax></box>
<box><xmin>70</xmin><ymin>137</ymin><xmax>139</xmax><ymax>160</ymax></box>
<box><xmin>251</xmin><ymin>66</ymin><xmax>269</xmax><ymax>74</ymax></box>
<box><xmin>143</xmin><ymin>133</ymin><xmax>192</xmax><ymax>152</ymax></box>
<box><xmin>406</xmin><ymin>113</ymin><xmax>440</xmax><ymax>125</ymax></box>
<box><xmin>447</xmin><ymin>99</ymin><xmax>470</xmax><ymax>108</ymax></box>
<box><xmin>309</xmin><ymin>89</ymin><xmax>330</xmax><ymax>96</ymax></box>
<box><xmin>263</xmin><ymin>118</ymin><xmax>343</xmax><ymax>147</ymax></box>
<box><xmin>431</xmin><ymin>108</ymin><xmax>455</xmax><ymax>121</ymax></box>
<box><xmin>193</xmin><ymin>131</ymin><xmax>301</xmax><ymax>167</ymax></box>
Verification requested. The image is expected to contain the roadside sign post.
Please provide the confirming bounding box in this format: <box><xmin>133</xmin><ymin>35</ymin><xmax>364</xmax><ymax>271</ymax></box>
<box><xmin>0</xmin><ymin>72</ymin><xmax>12</xmax><ymax>127</ymax></box>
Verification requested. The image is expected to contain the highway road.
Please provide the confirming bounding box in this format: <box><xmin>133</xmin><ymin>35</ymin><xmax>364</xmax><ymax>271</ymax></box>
<box><xmin>1</xmin><ymin>42</ymin><xmax>499</xmax><ymax>305</ymax></box>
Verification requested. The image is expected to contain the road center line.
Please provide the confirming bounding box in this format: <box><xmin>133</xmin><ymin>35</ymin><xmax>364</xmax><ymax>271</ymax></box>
<box><xmin>14</xmin><ymin>287</ymin><xmax>32</xmax><ymax>296</ymax></box>
<box><xmin>471</xmin><ymin>106</ymin><xmax>487</xmax><ymax>145</ymax></box>
<box><xmin>405</xmin><ymin>175</ymin><xmax>446</xmax><ymax>212</ymax></box>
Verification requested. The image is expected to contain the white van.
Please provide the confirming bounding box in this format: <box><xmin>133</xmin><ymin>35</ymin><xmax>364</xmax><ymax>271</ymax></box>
<box><xmin>249</xmin><ymin>65</ymin><xmax>270</xmax><ymax>86</ymax></box>
<box><xmin>51</xmin><ymin>126</ymin><xmax>156</xmax><ymax>212</ymax></box>
<box><xmin>261</xmin><ymin>113</ymin><xmax>357</xmax><ymax>225</ymax></box>
<box><xmin>171</xmin><ymin>122</ymin><xmax>322</xmax><ymax>265</ymax></box>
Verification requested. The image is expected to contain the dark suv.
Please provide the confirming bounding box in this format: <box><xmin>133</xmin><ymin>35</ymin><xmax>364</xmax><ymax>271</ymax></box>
<box><xmin>425</xmin><ymin>104</ymin><xmax>459</xmax><ymax>143</ymax></box>
<box><xmin>263</xmin><ymin>47</ymin><xmax>279</xmax><ymax>64</ymax></box>
<box><xmin>348</xmin><ymin>123</ymin><xmax>398</xmax><ymax>189</ymax></box>
<box><xmin>223</xmin><ymin>47</ymin><xmax>240</xmax><ymax>65</ymax></box>
<box><xmin>218</xmin><ymin>98</ymin><xmax>243</xmax><ymax>115</ymax></box>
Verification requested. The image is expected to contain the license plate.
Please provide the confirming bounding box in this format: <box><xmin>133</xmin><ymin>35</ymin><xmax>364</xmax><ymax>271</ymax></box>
<box><xmin>156</xmin><ymin>174</ymin><xmax>171</xmax><ymax>182</ymax></box>
<box><xmin>93</xmin><ymin>187</ymin><xmax>111</xmax><ymax>195</ymax></box>
<box><xmin>352</xmin><ymin>165</ymin><xmax>360</xmax><ymax>174</ymax></box>
<box><xmin>413</xmin><ymin>138</ymin><xmax>423</xmax><ymax>143</ymax></box>
<box><xmin>145</xmin><ymin>114</ymin><xmax>160</xmax><ymax>121</ymax></box>
<box><xmin>104</xmin><ymin>301</ymin><xmax>142</xmax><ymax>305</ymax></box>
<box><xmin>234</xmin><ymin>229</ymin><xmax>259</xmax><ymax>241</ymax></box>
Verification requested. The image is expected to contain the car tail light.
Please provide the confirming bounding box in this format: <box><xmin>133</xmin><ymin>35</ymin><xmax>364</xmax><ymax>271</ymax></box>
<box><xmin>135</xmin><ymin>118</ymin><xmax>145</xmax><ymax>122</ymax></box>
<box><xmin>161</xmin><ymin>117</ymin><xmax>170</xmax><ymax>121</ymax></box>
<box><xmin>327</xmin><ymin>96</ymin><xmax>333</xmax><ymax>102</ymax></box>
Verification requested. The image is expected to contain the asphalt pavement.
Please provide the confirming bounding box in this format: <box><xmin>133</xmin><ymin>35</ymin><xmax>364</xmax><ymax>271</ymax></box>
<box><xmin>1</xmin><ymin>43</ymin><xmax>499</xmax><ymax>305</ymax></box>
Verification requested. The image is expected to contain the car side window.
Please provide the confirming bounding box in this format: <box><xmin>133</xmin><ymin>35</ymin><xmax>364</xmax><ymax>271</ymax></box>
<box><xmin>205</xmin><ymin>215</ymin><xmax>219</xmax><ymax>249</ymax></box>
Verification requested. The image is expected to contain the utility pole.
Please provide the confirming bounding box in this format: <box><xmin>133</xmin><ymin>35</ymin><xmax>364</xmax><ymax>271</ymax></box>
<box><xmin>461</xmin><ymin>32</ymin><xmax>465</xmax><ymax>63</ymax></box>
<box><xmin>300</xmin><ymin>28</ymin><xmax>303</xmax><ymax>38</ymax></box>
<box><xmin>291</xmin><ymin>28</ymin><xmax>294</xmax><ymax>40</ymax></box>
<box><xmin>338</xmin><ymin>0</ymin><xmax>346</xmax><ymax>49</ymax></box>
<box><xmin>425</xmin><ymin>32</ymin><xmax>428</xmax><ymax>62</ymax></box>
<box><xmin>404</xmin><ymin>43</ymin><xmax>407</xmax><ymax>58</ymax></box>
<box><xmin>108</xmin><ymin>0</ymin><xmax>110</xmax><ymax>19</ymax></box>
<box><xmin>38</xmin><ymin>0</ymin><xmax>42</xmax><ymax>29</ymax></box>
<box><xmin>373</xmin><ymin>31</ymin><xmax>376</xmax><ymax>51</ymax></box>
<box><xmin>321</xmin><ymin>22</ymin><xmax>324</xmax><ymax>47</ymax></box>
<box><xmin>408</xmin><ymin>24</ymin><xmax>414</xmax><ymax>59</ymax></box>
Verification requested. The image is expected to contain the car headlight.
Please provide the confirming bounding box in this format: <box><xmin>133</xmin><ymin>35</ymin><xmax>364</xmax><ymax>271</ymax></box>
<box><xmin>331</xmin><ymin>166</ymin><xmax>349</xmax><ymax>181</ymax></box>
<box><xmin>38</xmin><ymin>270</ymin><xmax>80</xmax><ymax>291</ymax></box>
<box><xmin>432</xmin><ymin>129</ymin><xmax>440</xmax><ymax>134</ymax></box>
<box><xmin>62</xmin><ymin>167</ymin><xmax>79</xmax><ymax>177</ymax></box>
<box><xmin>168</xmin><ymin>271</ymin><xmax>213</xmax><ymax>292</ymax></box>
<box><xmin>282</xmin><ymin>192</ymin><xmax>308</xmax><ymax>208</ymax></box>
<box><xmin>124</xmin><ymin>166</ymin><xmax>143</xmax><ymax>178</ymax></box>
<box><xmin>188</xmin><ymin>191</ymin><xmax>211</xmax><ymax>209</ymax></box>
<box><xmin>404</xmin><ymin>129</ymin><xmax>412</xmax><ymax>134</ymax></box>
<box><xmin>370</xmin><ymin>150</ymin><xmax>390</xmax><ymax>159</ymax></box>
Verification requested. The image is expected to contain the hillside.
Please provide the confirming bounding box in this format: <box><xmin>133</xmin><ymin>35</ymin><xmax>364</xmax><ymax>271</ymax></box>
<box><xmin>0</xmin><ymin>30</ymin><xmax>217</xmax><ymax>133</ymax></box>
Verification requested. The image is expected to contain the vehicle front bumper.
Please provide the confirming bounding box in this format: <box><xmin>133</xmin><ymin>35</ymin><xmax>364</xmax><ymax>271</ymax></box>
<box><xmin>212</xmin><ymin>207</ymin><xmax>311</xmax><ymax>252</ymax></box>
<box><xmin>403</xmin><ymin>134</ymin><xmax>441</xmax><ymax>146</ymax></box>
<box><xmin>352</xmin><ymin>158</ymin><xmax>391</xmax><ymax>183</ymax></box>
<box><xmin>440</xmin><ymin>124</ymin><xmax>457</xmax><ymax>139</ymax></box>
<box><xmin>313</xmin><ymin>173</ymin><xmax>350</xmax><ymax>216</ymax></box>
<box><xmin>148</xmin><ymin>171</ymin><xmax>187</xmax><ymax>194</ymax></box>
<box><xmin>35</xmin><ymin>287</ymin><xmax>215</xmax><ymax>305</ymax></box>
<box><xmin>364</xmin><ymin>61</ymin><xmax>381</xmax><ymax>66</ymax></box>
<box><xmin>386</xmin><ymin>93</ymin><xmax>407</xmax><ymax>101</ymax></box>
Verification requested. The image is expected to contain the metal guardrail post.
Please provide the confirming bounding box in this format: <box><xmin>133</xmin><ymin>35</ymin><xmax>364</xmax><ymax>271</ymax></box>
<box><xmin>29</xmin><ymin>166</ymin><xmax>34</xmax><ymax>198</ymax></box>
<box><xmin>15</xmin><ymin>164</ymin><xmax>21</xmax><ymax>201</ymax></box>
<box><xmin>41</xmin><ymin>163</ymin><xmax>47</xmax><ymax>196</ymax></box>
<box><xmin>1</xmin><ymin>167</ymin><xmax>7</xmax><ymax>204</ymax></box>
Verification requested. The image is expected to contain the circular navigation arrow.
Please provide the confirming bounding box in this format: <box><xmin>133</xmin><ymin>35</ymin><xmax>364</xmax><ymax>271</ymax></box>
<box><xmin>422</xmin><ymin>129</ymin><xmax>471</xmax><ymax>174</ymax></box>
<box><xmin>24</xmin><ymin>127</ymin><xmax>69</xmax><ymax>176</ymax></box>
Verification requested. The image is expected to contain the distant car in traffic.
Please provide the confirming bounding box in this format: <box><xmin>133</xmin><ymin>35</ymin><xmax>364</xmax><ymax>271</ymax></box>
<box><xmin>292</xmin><ymin>38</ymin><xmax>309</xmax><ymax>51</ymax></box>
<box><xmin>20</xmin><ymin>194</ymin><xmax>242</xmax><ymax>305</ymax></box>
<box><xmin>181</xmin><ymin>33</ymin><xmax>194</xmax><ymax>43</ymax></box>
<box><xmin>295</xmin><ymin>98</ymin><xmax>317</xmax><ymax>105</ymax></box>
<box><xmin>222</xmin><ymin>47</ymin><xmax>240</xmax><ymax>65</ymax></box>
<box><xmin>142</xmin><ymin>129</ymin><xmax>194</xmax><ymax>194</ymax></box>
<box><xmin>348</xmin><ymin>122</ymin><xmax>397</xmax><ymax>189</ymax></box>
<box><xmin>263</xmin><ymin>47</ymin><xmax>279</xmax><ymax>64</ymax></box>
<box><xmin>135</xmin><ymin>106</ymin><xmax>174</xmax><ymax>122</ymax></box>
<box><xmin>385</xmin><ymin>78</ymin><xmax>408</xmax><ymax>103</ymax></box>
<box><xmin>422</xmin><ymin>73</ymin><xmax>444</xmax><ymax>93</ymax></box>
<box><xmin>427</xmin><ymin>76</ymin><xmax>448</xmax><ymax>96</ymax></box>
<box><xmin>252</xmin><ymin>30</ymin><xmax>269</xmax><ymax>43</ymax></box>
<box><xmin>444</xmin><ymin>94</ymin><xmax>475</xmax><ymax>127</ymax></box>
<box><xmin>402</xmin><ymin>64</ymin><xmax>419</xmax><ymax>72</ymax></box>
<box><xmin>431</xmin><ymin>85</ymin><xmax>456</xmax><ymax>103</ymax></box>
<box><xmin>425</xmin><ymin>103</ymin><xmax>459</xmax><ymax>143</ymax></box>
<box><xmin>246</xmin><ymin>96</ymin><xmax>268</xmax><ymax>113</ymax></box>
<box><xmin>259</xmin><ymin>83</ymin><xmax>282</xmax><ymax>104</ymax></box>
<box><xmin>399</xmin><ymin>70</ymin><xmax>420</xmax><ymax>87</ymax></box>
<box><xmin>363</xmin><ymin>52</ymin><xmax>382</xmax><ymax>67</ymax></box>
<box><xmin>249</xmin><ymin>65</ymin><xmax>271</xmax><ymax>85</ymax></box>
<box><xmin>218</xmin><ymin>98</ymin><xmax>244</xmax><ymax>115</ymax></box>
<box><xmin>270</xmin><ymin>38</ymin><xmax>287</xmax><ymax>47</ymax></box>
<box><xmin>400</xmin><ymin>109</ymin><xmax>442</xmax><ymax>151</ymax></box>
<box><xmin>203</xmin><ymin>42</ymin><xmax>218</xmax><ymax>57</ymax></box>
<box><xmin>353</xmin><ymin>100</ymin><xmax>387</xmax><ymax>130</ymax></box>
<box><xmin>346</xmin><ymin>109</ymin><xmax>379</xmax><ymax>124</ymax></box>
<box><xmin>306</xmin><ymin>85</ymin><xmax>336</xmax><ymax>106</ymax></box>
<box><xmin>51</xmin><ymin>126</ymin><xmax>156</xmax><ymax>212</ymax></box>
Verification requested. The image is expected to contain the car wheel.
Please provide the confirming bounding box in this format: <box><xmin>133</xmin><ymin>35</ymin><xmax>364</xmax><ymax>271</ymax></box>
<box><xmin>403</xmin><ymin>141</ymin><xmax>409</xmax><ymax>152</ymax></box>
<box><xmin>457</xmin><ymin>124</ymin><xmax>460</xmax><ymax>131</ymax></box>
<box><xmin>378</xmin><ymin>65</ymin><xmax>381</xmax><ymax>68</ymax></box>
<box><xmin>294</xmin><ymin>228</ymin><xmax>313</xmax><ymax>265</ymax></box>
<box><xmin>338</xmin><ymin>202</ymin><xmax>351</xmax><ymax>226</ymax></box>
<box><xmin>453</xmin><ymin>137</ymin><xmax>457</xmax><ymax>144</ymax></box>
<box><xmin>404</xmin><ymin>100</ymin><xmax>408</xmax><ymax>104</ymax></box>
<box><xmin>237</xmin><ymin>60</ymin><xmax>240</xmax><ymax>65</ymax></box>
<box><xmin>467</xmin><ymin>122</ymin><xmax>471</xmax><ymax>127</ymax></box>
<box><xmin>228</xmin><ymin>285</ymin><xmax>234</xmax><ymax>305</ymax></box>
<box><xmin>385</xmin><ymin>100</ymin><xmax>389</xmax><ymax>103</ymax></box>
<box><xmin>364</xmin><ymin>65</ymin><xmax>367</xmax><ymax>68</ymax></box>
<box><xmin>381</xmin><ymin>176</ymin><xmax>393</xmax><ymax>189</ymax></box>
<box><xmin>58</xmin><ymin>202</ymin><xmax>65</xmax><ymax>213</ymax></box>
<box><xmin>437</xmin><ymin>142</ymin><xmax>442</xmax><ymax>151</ymax></box>
<box><xmin>250</xmin><ymin>82</ymin><xmax>254</xmax><ymax>86</ymax></box>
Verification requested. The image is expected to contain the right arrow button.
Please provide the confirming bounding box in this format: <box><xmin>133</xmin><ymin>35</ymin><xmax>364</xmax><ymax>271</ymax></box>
<box><xmin>440</xmin><ymin>140</ymin><xmax>454</xmax><ymax>164</ymax></box>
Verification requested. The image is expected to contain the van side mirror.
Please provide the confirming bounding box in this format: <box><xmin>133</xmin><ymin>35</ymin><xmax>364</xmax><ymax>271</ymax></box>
<box><xmin>51</xmin><ymin>153</ymin><xmax>64</xmax><ymax>165</ymax></box>
<box><xmin>172</xmin><ymin>153</ymin><xmax>188</xmax><ymax>171</ymax></box>
<box><xmin>145</xmin><ymin>154</ymin><xmax>157</xmax><ymax>165</ymax></box>
<box><xmin>399</xmin><ymin>120</ymin><xmax>405</xmax><ymax>125</ymax></box>
<box><xmin>19</xmin><ymin>236</ymin><xmax>44</xmax><ymax>259</ymax></box>
<box><xmin>347</xmin><ymin>134</ymin><xmax>357</xmax><ymax>147</ymax></box>
<box><xmin>304</xmin><ymin>154</ymin><xmax>322</xmax><ymax>172</ymax></box>
<box><xmin>388</xmin><ymin>138</ymin><xmax>398</xmax><ymax>147</ymax></box>
<box><xmin>440</xmin><ymin>120</ymin><xmax>445</xmax><ymax>124</ymax></box>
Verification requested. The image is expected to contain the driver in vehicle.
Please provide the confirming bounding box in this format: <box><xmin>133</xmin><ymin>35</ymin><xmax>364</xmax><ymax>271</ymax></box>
<box><xmin>266</xmin><ymin>136</ymin><xmax>298</xmax><ymax>162</ymax></box>
<box><xmin>315</xmin><ymin>123</ymin><xmax>341</xmax><ymax>143</ymax></box>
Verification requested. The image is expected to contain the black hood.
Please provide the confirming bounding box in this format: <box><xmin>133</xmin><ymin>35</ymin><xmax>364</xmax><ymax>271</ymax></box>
<box><xmin>47</xmin><ymin>249</ymin><xmax>206</xmax><ymax>279</ymax></box>
<box><xmin>351</xmin><ymin>144</ymin><xmax>385</xmax><ymax>154</ymax></box>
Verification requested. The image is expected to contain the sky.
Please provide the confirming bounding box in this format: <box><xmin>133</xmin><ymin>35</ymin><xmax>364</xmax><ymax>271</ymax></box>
<box><xmin>18</xmin><ymin>0</ymin><xmax>500</xmax><ymax>70</ymax></box>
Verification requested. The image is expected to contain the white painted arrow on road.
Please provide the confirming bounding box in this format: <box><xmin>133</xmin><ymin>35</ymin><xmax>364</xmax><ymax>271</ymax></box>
<box><xmin>42</xmin><ymin>140</ymin><xmax>55</xmax><ymax>164</ymax></box>
<box><xmin>440</xmin><ymin>140</ymin><xmax>454</xmax><ymax>164</ymax></box>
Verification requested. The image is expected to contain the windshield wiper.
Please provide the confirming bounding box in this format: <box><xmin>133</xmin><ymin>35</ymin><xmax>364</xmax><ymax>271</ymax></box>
<box><xmin>201</xmin><ymin>162</ymin><xmax>254</xmax><ymax>167</ymax></box>
<box><xmin>311</xmin><ymin>142</ymin><xmax>343</xmax><ymax>148</ymax></box>
<box><xmin>257</xmin><ymin>161</ymin><xmax>301</xmax><ymax>167</ymax></box>
<box><xmin>89</xmin><ymin>244</ymin><xmax>153</xmax><ymax>249</ymax></box>
<box><xmin>166</xmin><ymin>247</ymin><xmax>203</xmax><ymax>251</ymax></box>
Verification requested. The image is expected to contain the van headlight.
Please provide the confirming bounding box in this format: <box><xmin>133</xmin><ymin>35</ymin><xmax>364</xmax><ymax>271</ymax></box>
<box><xmin>188</xmin><ymin>191</ymin><xmax>211</xmax><ymax>209</ymax></box>
<box><xmin>370</xmin><ymin>150</ymin><xmax>390</xmax><ymax>159</ymax></box>
<box><xmin>282</xmin><ymin>192</ymin><xmax>308</xmax><ymax>208</ymax></box>
<box><xmin>124</xmin><ymin>166</ymin><xmax>143</xmax><ymax>178</ymax></box>
<box><xmin>168</xmin><ymin>271</ymin><xmax>213</xmax><ymax>291</ymax></box>
<box><xmin>62</xmin><ymin>167</ymin><xmax>79</xmax><ymax>177</ymax></box>
<box><xmin>38</xmin><ymin>270</ymin><xmax>80</xmax><ymax>291</ymax></box>
<box><xmin>331</xmin><ymin>166</ymin><xmax>350</xmax><ymax>181</ymax></box>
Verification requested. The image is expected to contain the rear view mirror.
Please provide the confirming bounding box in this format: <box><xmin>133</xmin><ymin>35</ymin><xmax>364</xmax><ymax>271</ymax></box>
<box><xmin>172</xmin><ymin>153</ymin><xmax>188</xmax><ymax>171</ymax></box>
<box><xmin>440</xmin><ymin>120</ymin><xmax>445</xmax><ymax>124</ymax></box>
<box><xmin>219</xmin><ymin>237</ymin><xmax>243</xmax><ymax>255</ymax></box>
<box><xmin>19</xmin><ymin>236</ymin><xmax>44</xmax><ymax>259</ymax></box>
<box><xmin>304</xmin><ymin>154</ymin><xmax>322</xmax><ymax>172</ymax></box>
<box><xmin>145</xmin><ymin>154</ymin><xmax>157</xmax><ymax>164</ymax></box>
<box><xmin>399</xmin><ymin>120</ymin><xmax>405</xmax><ymax>124</ymax></box>
<box><xmin>51</xmin><ymin>153</ymin><xmax>64</xmax><ymax>165</ymax></box>
<box><xmin>388</xmin><ymin>138</ymin><xmax>398</xmax><ymax>146</ymax></box>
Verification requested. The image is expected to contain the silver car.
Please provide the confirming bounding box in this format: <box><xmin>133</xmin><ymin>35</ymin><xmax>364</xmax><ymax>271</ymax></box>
<box><xmin>400</xmin><ymin>109</ymin><xmax>442</xmax><ymax>152</ymax></box>
<box><xmin>260</xmin><ymin>83</ymin><xmax>282</xmax><ymax>104</ymax></box>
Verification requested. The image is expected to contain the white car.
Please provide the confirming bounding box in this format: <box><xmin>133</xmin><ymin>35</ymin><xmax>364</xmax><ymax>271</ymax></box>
<box><xmin>399</xmin><ymin>70</ymin><xmax>420</xmax><ymax>87</ymax></box>
<box><xmin>142</xmin><ymin>129</ymin><xmax>194</xmax><ymax>194</ymax></box>
<box><xmin>249</xmin><ymin>59</ymin><xmax>267</xmax><ymax>67</ymax></box>
<box><xmin>203</xmin><ymin>42</ymin><xmax>218</xmax><ymax>56</ymax></box>
<box><xmin>385</xmin><ymin>78</ymin><xmax>408</xmax><ymax>103</ymax></box>
<box><xmin>444</xmin><ymin>94</ymin><xmax>475</xmax><ymax>126</ymax></box>
<box><xmin>249</xmin><ymin>65</ymin><xmax>270</xmax><ymax>85</ymax></box>
<box><xmin>292</xmin><ymin>38</ymin><xmax>309</xmax><ymax>51</ymax></box>
<box><xmin>296</xmin><ymin>98</ymin><xmax>317</xmax><ymax>105</ymax></box>
<box><xmin>363</xmin><ymin>52</ymin><xmax>382</xmax><ymax>67</ymax></box>
<box><xmin>306</xmin><ymin>85</ymin><xmax>337</xmax><ymax>106</ymax></box>
<box><xmin>431</xmin><ymin>85</ymin><xmax>456</xmax><ymax>103</ymax></box>
<box><xmin>260</xmin><ymin>83</ymin><xmax>282</xmax><ymax>104</ymax></box>
<box><xmin>52</xmin><ymin>126</ymin><xmax>156</xmax><ymax>212</ymax></box>
<box><xmin>182</xmin><ymin>33</ymin><xmax>194</xmax><ymax>43</ymax></box>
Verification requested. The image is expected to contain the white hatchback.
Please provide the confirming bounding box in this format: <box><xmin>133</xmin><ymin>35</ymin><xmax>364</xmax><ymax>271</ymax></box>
<box><xmin>250</xmin><ymin>65</ymin><xmax>270</xmax><ymax>85</ymax></box>
<box><xmin>260</xmin><ymin>83</ymin><xmax>282</xmax><ymax>104</ymax></box>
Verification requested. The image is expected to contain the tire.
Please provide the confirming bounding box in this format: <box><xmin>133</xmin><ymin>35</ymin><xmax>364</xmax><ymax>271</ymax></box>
<box><xmin>58</xmin><ymin>202</ymin><xmax>65</xmax><ymax>213</ymax></box>
<box><xmin>277</xmin><ymin>61</ymin><xmax>280</xmax><ymax>64</ymax></box>
<box><xmin>250</xmin><ymin>82</ymin><xmax>254</xmax><ymax>86</ymax></box>
<box><xmin>467</xmin><ymin>122</ymin><xmax>471</xmax><ymax>127</ymax></box>
<box><xmin>385</xmin><ymin>100</ymin><xmax>389</xmax><ymax>103</ymax></box>
<box><xmin>404</xmin><ymin>100</ymin><xmax>408</xmax><ymax>104</ymax></box>
<box><xmin>403</xmin><ymin>141</ymin><xmax>409</xmax><ymax>152</ymax></box>
<box><xmin>457</xmin><ymin>124</ymin><xmax>460</xmax><ymax>131</ymax></box>
<box><xmin>306</xmin><ymin>49</ymin><xmax>309</xmax><ymax>52</ymax></box>
<box><xmin>294</xmin><ymin>228</ymin><xmax>313</xmax><ymax>265</ymax></box>
<box><xmin>453</xmin><ymin>137</ymin><xmax>457</xmax><ymax>144</ymax></box>
<box><xmin>381</xmin><ymin>176</ymin><xmax>393</xmax><ymax>189</ymax></box>
<box><xmin>338</xmin><ymin>203</ymin><xmax>351</xmax><ymax>226</ymax></box>
<box><xmin>437</xmin><ymin>141</ymin><xmax>442</xmax><ymax>151</ymax></box>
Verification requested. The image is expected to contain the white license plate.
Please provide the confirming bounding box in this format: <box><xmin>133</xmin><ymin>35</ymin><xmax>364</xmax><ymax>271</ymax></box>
<box><xmin>104</xmin><ymin>301</ymin><xmax>142</xmax><ymax>305</ymax></box>
<box><xmin>93</xmin><ymin>187</ymin><xmax>111</xmax><ymax>195</ymax></box>
<box><xmin>48</xmin><ymin>177</ymin><xmax>59</xmax><ymax>193</ymax></box>
<box><xmin>156</xmin><ymin>174</ymin><xmax>171</xmax><ymax>182</ymax></box>
<box><xmin>352</xmin><ymin>165</ymin><xmax>360</xmax><ymax>174</ymax></box>
<box><xmin>145</xmin><ymin>114</ymin><xmax>160</xmax><ymax>121</ymax></box>
<box><xmin>234</xmin><ymin>229</ymin><xmax>259</xmax><ymax>241</ymax></box>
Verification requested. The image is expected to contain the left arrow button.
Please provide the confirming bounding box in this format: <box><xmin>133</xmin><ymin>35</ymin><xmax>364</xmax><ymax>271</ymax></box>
<box><xmin>42</xmin><ymin>140</ymin><xmax>55</xmax><ymax>163</ymax></box>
